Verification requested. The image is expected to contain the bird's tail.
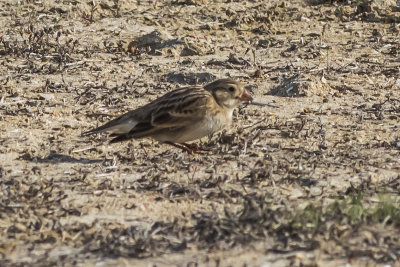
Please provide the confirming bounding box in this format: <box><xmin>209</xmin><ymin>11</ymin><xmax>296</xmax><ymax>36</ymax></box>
<box><xmin>82</xmin><ymin>117</ymin><xmax>138</xmax><ymax>137</ymax></box>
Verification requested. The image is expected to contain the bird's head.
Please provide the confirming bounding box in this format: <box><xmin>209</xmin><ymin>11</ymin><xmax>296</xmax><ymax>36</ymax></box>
<box><xmin>204</xmin><ymin>78</ymin><xmax>253</xmax><ymax>109</ymax></box>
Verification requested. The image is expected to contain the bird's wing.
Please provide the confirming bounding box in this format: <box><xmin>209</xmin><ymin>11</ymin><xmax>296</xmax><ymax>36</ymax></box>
<box><xmin>83</xmin><ymin>86</ymin><xmax>216</xmax><ymax>143</ymax></box>
<box><xmin>110</xmin><ymin>88</ymin><xmax>215</xmax><ymax>143</ymax></box>
<box><xmin>150</xmin><ymin>88</ymin><xmax>212</xmax><ymax>128</ymax></box>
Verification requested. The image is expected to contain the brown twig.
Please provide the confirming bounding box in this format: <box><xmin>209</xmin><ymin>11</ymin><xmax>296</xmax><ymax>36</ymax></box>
<box><xmin>244</xmin><ymin>101</ymin><xmax>279</xmax><ymax>108</ymax></box>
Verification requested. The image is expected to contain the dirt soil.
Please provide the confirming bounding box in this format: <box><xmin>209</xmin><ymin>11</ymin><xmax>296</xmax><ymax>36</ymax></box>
<box><xmin>1</xmin><ymin>0</ymin><xmax>400</xmax><ymax>266</ymax></box>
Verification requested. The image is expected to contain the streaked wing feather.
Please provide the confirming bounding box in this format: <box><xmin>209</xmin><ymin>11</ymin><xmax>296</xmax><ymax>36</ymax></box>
<box><xmin>150</xmin><ymin>89</ymin><xmax>211</xmax><ymax>128</ymax></box>
<box><xmin>84</xmin><ymin>86</ymin><xmax>214</xmax><ymax>143</ymax></box>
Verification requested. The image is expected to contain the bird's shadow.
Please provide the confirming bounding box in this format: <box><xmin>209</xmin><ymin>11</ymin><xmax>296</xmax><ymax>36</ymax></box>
<box><xmin>20</xmin><ymin>150</ymin><xmax>102</xmax><ymax>164</ymax></box>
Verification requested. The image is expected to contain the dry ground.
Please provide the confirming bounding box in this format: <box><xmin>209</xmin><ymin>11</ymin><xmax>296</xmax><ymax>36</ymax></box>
<box><xmin>1</xmin><ymin>0</ymin><xmax>400</xmax><ymax>266</ymax></box>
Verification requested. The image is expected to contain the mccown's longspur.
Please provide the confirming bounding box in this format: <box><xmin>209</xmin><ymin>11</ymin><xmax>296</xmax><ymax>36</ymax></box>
<box><xmin>83</xmin><ymin>78</ymin><xmax>252</xmax><ymax>152</ymax></box>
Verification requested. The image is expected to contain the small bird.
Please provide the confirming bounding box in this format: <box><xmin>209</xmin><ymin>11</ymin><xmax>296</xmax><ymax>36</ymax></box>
<box><xmin>83</xmin><ymin>78</ymin><xmax>252</xmax><ymax>152</ymax></box>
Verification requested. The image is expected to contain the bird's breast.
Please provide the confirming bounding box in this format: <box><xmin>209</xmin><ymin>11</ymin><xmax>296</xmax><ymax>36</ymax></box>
<box><xmin>155</xmin><ymin>109</ymin><xmax>232</xmax><ymax>143</ymax></box>
<box><xmin>206</xmin><ymin>109</ymin><xmax>232</xmax><ymax>132</ymax></box>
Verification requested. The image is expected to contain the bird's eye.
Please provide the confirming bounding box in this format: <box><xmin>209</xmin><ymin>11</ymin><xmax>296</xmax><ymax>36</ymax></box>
<box><xmin>228</xmin><ymin>87</ymin><xmax>235</xmax><ymax>92</ymax></box>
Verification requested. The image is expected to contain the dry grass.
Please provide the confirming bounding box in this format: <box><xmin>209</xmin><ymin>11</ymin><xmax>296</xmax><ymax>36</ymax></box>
<box><xmin>1</xmin><ymin>0</ymin><xmax>400</xmax><ymax>266</ymax></box>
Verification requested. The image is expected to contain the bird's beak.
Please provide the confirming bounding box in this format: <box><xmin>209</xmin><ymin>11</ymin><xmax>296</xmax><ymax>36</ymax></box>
<box><xmin>240</xmin><ymin>90</ymin><xmax>253</xmax><ymax>101</ymax></box>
